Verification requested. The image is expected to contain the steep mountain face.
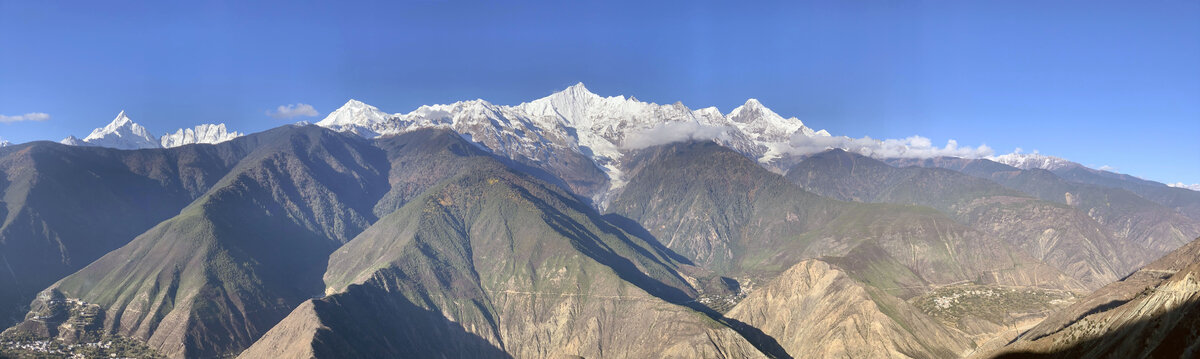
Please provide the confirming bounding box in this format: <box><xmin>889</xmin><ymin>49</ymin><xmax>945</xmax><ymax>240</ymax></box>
<box><xmin>608</xmin><ymin>141</ymin><xmax>1082</xmax><ymax>297</ymax></box>
<box><xmin>0</xmin><ymin>141</ymin><xmax>247</xmax><ymax>326</ymax></box>
<box><xmin>160</xmin><ymin>123</ymin><xmax>243</xmax><ymax>148</ymax></box>
<box><xmin>727</xmin><ymin>260</ymin><xmax>974</xmax><ymax>359</ymax></box>
<box><xmin>993</xmin><ymin>237</ymin><xmax>1200</xmax><ymax>358</ymax></box>
<box><xmin>788</xmin><ymin>149</ymin><xmax>1146</xmax><ymax>289</ymax></box>
<box><xmin>5</xmin><ymin>126</ymin><xmax>392</xmax><ymax>358</ymax></box>
<box><xmin>241</xmin><ymin>161</ymin><xmax>765</xmax><ymax>358</ymax></box>
<box><xmin>314</xmin><ymin>83</ymin><xmax>830</xmax><ymax>204</ymax></box>
<box><xmin>890</xmin><ymin>157</ymin><xmax>1200</xmax><ymax>258</ymax></box>
<box><xmin>368</xmin><ymin>128</ymin><xmax>501</xmax><ymax>215</ymax></box>
<box><xmin>608</xmin><ymin>141</ymin><xmax>832</xmax><ymax>275</ymax></box>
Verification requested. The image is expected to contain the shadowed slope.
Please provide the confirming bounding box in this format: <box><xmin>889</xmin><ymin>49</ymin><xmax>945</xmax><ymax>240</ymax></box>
<box><xmin>0</xmin><ymin>141</ymin><xmax>250</xmax><ymax>325</ymax></box>
<box><xmin>5</xmin><ymin>126</ymin><xmax>391</xmax><ymax>358</ymax></box>
<box><xmin>993</xmin><ymin>237</ymin><xmax>1200</xmax><ymax>358</ymax></box>
<box><xmin>243</xmin><ymin>162</ymin><xmax>766</xmax><ymax>358</ymax></box>
<box><xmin>370</xmin><ymin>128</ymin><xmax>497</xmax><ymax>216</ymax></box>
<box><xmin>727</xmin><ymin>260</ymin><xmax>974</xmax><ymax>359</ymax></box>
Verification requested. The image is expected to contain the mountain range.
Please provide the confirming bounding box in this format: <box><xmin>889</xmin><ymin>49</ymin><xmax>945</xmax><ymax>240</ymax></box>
<box><xmin>2</xmin><ymin>83</ymin><xmax>1198</xmax><ymax>358</ymax></box>
<box><xmin>54</xmin><ymin>83</ymin><xmax>1197</xmax><ymax>201</ymax></box>
<box><xmin>60</xmin><ymin>111</ymin><xmax>242</xmax><ymax>150</ymax></box>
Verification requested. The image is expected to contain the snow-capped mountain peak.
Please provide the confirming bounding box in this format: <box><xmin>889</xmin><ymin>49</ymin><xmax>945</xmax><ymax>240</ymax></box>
<box><xmin>727</xmin><ymin>98</ymin><xmax>776</xmax><ymax>122</ymax></box>
<box><xmin>727</xmin><ymin>98</ymin><xmax>812</xmax><ymax>142</ymax></box>
<box><xmin>310</xmin><ymin>83</ymin><xmax>832</xmax><ymax>206</ymax></box>
<box><xmin>315</xmin><ymin>99</ymin><xmax>395</xmax><ymax>137</ymax></box>
<box><xmin>520</xmin><ymin>82</ymin><xmax>610</xmax><ymax>125</ymax></box>
<box><xmin>110</xmin><ymin>110</ymin><xmax>131</xmax><ymax>125</ymax></box>
<box><xmin>990</xmin><ymin>150</ymin><xmax>1080</xmax><ymax>171</ymax></box>
<box><xmin>86</xmin><ymin>110</ymin><xmax>137</xmax><ymax>139</ymax></box>
<box><xmin>60</xmin><ymin>135</ymin><xmax>82</xmax><ymax>146</ymax></box>
<box><xmin>74</xmin><ymin>111</ymin><xmax>161</xmax><ymax>149</ymax></box>
<box><xmin>544</xmin><ymin>82</ymin><xmax>602</xmax><ymax>105</ymax></box>
<box><xmin>61</xmin><ymin>111</ymin><xmax>243</xmax><ymax>149</ymax></box>
<box><xmin>161</xmin><ymin>123</ymin><xmax>243</xmax><ymax>148</ymax></box>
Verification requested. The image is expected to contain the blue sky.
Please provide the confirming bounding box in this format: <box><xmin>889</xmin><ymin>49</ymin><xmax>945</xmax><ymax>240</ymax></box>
<box><xmin>1</xmin><ymin>0</ymin><xmax>1197</xmax><ymax>184</ymax></box>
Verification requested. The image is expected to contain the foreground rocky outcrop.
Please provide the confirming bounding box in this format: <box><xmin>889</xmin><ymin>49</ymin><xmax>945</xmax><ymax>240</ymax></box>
<box><xmin>992</xmin><ymin>237</ymin><xmax>1200</xmax><ymax>358</ymax></box>
<box><xmin>726</xmin><ymin>260</ymin><xmax>974</xmax><ymax>359</ymax></box>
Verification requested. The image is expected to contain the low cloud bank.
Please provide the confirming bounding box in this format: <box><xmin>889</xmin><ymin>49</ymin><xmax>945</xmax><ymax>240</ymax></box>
<box><xmin>786</xmin><ymin>133</ymin><xmax>993</xmax><ymax>159</ymax></box>
<box><xmin>0</xmin><ymin>112</ymin><xmax>50</xmax><ymax>123</ymax></box>
<box><xmin>622</xmin><ymin>122</ymin><xmax>736</xmax><ymax>150</ymax></box>
<box><xmin>621</xmin><ymin>121</ymin><xmax>993</xmax><ymax>159</ymax></box>
<box><xmin>1169</xmin><ymin>182</ymin><xmax>1200</xmax><ymax>192</ymax></box>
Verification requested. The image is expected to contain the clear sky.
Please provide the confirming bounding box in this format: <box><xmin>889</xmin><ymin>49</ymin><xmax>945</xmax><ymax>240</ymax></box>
<box><xmin>1</xmin><ymin>0</ymin><xmax>1197</xmax><ymax>184</ymax></box>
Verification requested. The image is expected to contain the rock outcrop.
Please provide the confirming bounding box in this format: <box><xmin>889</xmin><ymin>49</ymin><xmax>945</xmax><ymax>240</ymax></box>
<box><xmin>726</xmin><ymin>260</ymin><xmax>974</xmax><ymax>358</ymax></box>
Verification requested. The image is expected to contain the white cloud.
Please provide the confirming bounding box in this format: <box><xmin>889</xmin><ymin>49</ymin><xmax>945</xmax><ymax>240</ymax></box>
<box><xmin>784</xmin><ymin>133</ymin><xmax>993</xmax><ymax>159</ymax></box>
<box><xmin>622</xmin><ymin>122</ymin><xmax>736</xmax><ymax>150</ymax></box>
<box><xmin>622</xmin><ymin>121</ymin><xmax>994</xmax><ymax>160</ymax></box>
<box><xmin>1097</xmin><ymin>165</ymin><xmax>1116</xmax><ymax>172</ymax></box>
<box><xmin>0</xmin><ymin>112</ymin><xmax>50</xmax><ymax>123</ymax></box>
<box><xmin>267</xmin><ymin>103</ymin><xmax>318</xmax><ymax>119</ymax></box>
<box><xmin>1169</xmin><ymin>182</ymin><xmax>1200</xmax><ymax>191</ymax></box>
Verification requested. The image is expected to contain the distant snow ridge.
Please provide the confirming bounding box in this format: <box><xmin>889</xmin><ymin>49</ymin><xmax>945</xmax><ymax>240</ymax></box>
<box><xmin>61</xmin><ymin>111</ymin><xmax>242</xmax><ymax>149</ymax></box>
<box><xmin>990</xmin><ymin>150</ymin><xmax>1079</xmax><ymax>171</ymax></box>
<box><xmin>316</xmin><ymin>83</ymin><xmax>847</xmax><ymax>203</ymax></box>
<box><xmin>161</xmin><ymin>124</ymin><xmax>243</xmax><ymax>148</ymax></box>
<box><xmin>315</xmin><ymin>83</ymin><xmax>1002</xmax><ymax>202</ymax></box>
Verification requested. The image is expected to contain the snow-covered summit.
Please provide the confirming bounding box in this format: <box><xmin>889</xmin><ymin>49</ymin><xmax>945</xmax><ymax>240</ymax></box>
<box><xmin>315</xmin><ymin>99</ymin><xmax>393</xmax><ymax>137</ymax></box>
<box><xmin>60</xmin><ymin>135</ymin><xmax>82</xmax><ymax>146</ymax></box>
<box><xmin>61</xmin><ymin>111</ymin><xmax>243</xmax><ymax>150</ymax></box>
<box><xmin>161</xmin><ymin>123</ymin><xmax>243</xmax><ymax>148</ymax></box>
<box><xmin>313</xmin><ymin>83</ymin><xmax>830</xmax><ymax>204</ymax></box>
<box><xmin>729</xmin><ymin>99</ymin><xmax>807</xmax><ymax>142</ymax></box>
<box><xmin>990</xmin><ymin>150</ymin><xmax>1080</xmax><ymax>171</ymax></box>
<box><xmin>68</xmin><ymin>111</ymin><xmax>162</xmax><ymax>150</ymax></box>
<box><xmin>519</xmin><ymin>82</ymin><xmax>607</xmax><ymax>123</ymax></box>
